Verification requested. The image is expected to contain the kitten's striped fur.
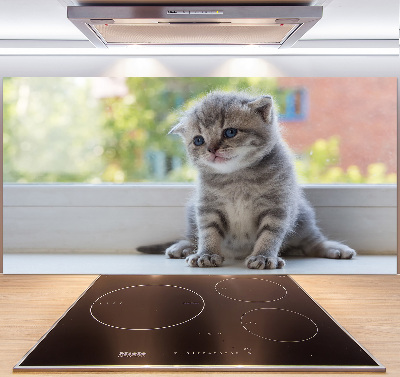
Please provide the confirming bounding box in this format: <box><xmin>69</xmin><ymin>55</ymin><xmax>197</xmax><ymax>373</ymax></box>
<box><xmin>147</xmin><ymin>91</ymin><xmax>356</xmax><ymax>269</ymax></box>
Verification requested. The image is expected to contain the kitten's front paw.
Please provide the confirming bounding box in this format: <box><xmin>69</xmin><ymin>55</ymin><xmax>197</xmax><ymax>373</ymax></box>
<box><xmin>246</xmin><ymin>255</ymin><xmax>285</xmax><ymax>270</ymax></box>
<box><xmin>186</xmin><ymin>253</ymin><xmax>224</xmax><ymax>267</ymax></box>
<box><xmin>321</xmin><ymin>241</ymin><xmax>356</xmax><ymax>260</ymax></box>
<box><xmin>166</xmin><ymin>240</ymin><xmax>195</xmax><ymax>259</ymax></box>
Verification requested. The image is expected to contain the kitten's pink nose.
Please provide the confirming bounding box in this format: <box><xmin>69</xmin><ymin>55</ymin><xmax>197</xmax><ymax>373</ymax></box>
<box><xmin>207</xmin><ymin>144</ymin><xmax>219</xmax><ymax>154</ymax></box>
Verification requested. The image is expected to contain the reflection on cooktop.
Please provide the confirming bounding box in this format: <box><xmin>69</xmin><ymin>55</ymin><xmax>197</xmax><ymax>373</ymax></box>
<box><xmin>14</xmin><ymin>275</ymin><xmax>385</xmax><ymax>372</ymax></box>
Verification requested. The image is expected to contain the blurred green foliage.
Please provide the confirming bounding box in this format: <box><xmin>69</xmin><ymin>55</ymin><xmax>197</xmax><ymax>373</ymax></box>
<box><xmin>296</xmin><ymin>136</ymin><xmax>397</xmax><ymax>184</ymax></box>
<box><xmin>3</xmin><ymin>77</ymin><xmax>282</xmax><ymax>183</ymax></box>
<box><xmin>3</xmin><ymin>77</ymin><xmax>104</xmax><ymax>183</ymax></box>
<box><xmin>3</xmin><ymin>77</ymin><xmax>396</xmax><ymax>184</ymax></box>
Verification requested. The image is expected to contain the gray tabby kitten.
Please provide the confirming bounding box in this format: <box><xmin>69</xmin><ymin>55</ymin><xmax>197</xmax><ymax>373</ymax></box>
<box><xmin>144</xmin><ymin>91</ymin><xmax>356</xmax><ymax>269</ymax></box>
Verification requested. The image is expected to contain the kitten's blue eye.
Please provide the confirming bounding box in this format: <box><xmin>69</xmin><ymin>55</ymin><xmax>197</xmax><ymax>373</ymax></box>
<box><xmin>223</xmin><ymin>128</ymin><xmax>238</xmax><ymax>138</ymax></box>
<box><xmin>193</xmin><ymin>135</ymin><xmax>205</xmax><ymax>146</ymax></box>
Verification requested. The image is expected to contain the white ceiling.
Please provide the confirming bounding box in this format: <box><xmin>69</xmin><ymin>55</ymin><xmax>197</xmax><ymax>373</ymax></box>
<box><xmin>0</xmin><ymin>0</ymin><xmax>398</xmax><ymax>45</ymax></box>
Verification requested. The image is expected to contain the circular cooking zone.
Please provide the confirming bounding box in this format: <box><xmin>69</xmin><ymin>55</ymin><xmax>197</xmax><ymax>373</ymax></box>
<box><xmin>241</xmin><ymin>308</ymin><xmax>319</xmax><ymax>343</ymax></box>
<box><xmin>215</xmin><ymin>277</ymin><xmax>287</xmax><ymax>302</ymax></box>
<box><xmin>90</xmin><ymin>284</ymin><xmax>205</xmax><ymax>330</ymax></box>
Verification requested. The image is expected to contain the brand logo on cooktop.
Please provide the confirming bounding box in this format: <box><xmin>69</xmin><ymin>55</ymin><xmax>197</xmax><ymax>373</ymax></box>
<box><xmin>118</xmin><ymin>351</ymin><xmax>146</xmax><ymax>358</ymax></box>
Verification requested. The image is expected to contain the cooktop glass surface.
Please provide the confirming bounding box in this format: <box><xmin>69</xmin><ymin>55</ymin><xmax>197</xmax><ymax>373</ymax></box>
<box><xmin>15</xmin><ymin>275</ymin><xmax>384</xmax><ymax>372</ymax></box>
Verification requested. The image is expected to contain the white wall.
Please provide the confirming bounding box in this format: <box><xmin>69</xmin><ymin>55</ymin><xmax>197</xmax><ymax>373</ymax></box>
<box><xmin>0</xmin><ymin>54</ymin><xmax>399</xmax><ymax>77</ymax></box>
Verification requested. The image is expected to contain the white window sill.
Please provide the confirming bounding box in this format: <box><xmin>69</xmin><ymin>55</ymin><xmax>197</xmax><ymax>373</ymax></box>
<box><xmin>3</xmin><ymin>252</ymin><xmax>397</xmax><ymax>275</ymax></box>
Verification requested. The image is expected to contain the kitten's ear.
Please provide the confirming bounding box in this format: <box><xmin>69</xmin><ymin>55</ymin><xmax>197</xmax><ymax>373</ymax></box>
<box><xmin>248</xmin><ymin>95</ymin><xmax>273</xmax><ymax>123</ymax></box>
<box><xmin>168</xmin><ymin>122</ymin><xmax>185</xmax><ymax>135</ymax></box>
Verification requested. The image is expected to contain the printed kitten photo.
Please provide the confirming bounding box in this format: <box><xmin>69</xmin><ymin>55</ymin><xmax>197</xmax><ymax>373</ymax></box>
<box><xmin>139</xmin><ymin>91</ymin><xmax>356</xmax><ymax>269</ymax></box>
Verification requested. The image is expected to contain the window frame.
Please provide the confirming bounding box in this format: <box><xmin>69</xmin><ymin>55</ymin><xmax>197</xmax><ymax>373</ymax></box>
<box><xmin>3</xmin><ymin>183</ymin><xmax>397</xmax><ymax>255</ymax></box>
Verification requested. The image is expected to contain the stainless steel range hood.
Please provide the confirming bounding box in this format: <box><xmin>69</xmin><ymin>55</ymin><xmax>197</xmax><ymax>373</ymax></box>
<box><xmin>67</xmin><ymin>5</ymin><xmax>322</xmax><ymax>48</ymax></box>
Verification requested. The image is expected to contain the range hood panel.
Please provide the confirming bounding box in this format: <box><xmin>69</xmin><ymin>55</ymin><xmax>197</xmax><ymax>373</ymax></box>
<box><xmin>92</xmin><ymin>23</ymin><xmax>297</xmax><ymax>45</ymax></box>
<box><xmin>67</xmin><ymin>5</ymin><xmax>322</xmax><ymax>48</ymax></box>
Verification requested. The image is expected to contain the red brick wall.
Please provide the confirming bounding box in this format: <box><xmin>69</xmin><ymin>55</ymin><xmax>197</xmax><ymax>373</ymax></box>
<box><xmin>277</xmin><ymin>77</ymin><xmax>397</xmax><ymax>174</ymax></box>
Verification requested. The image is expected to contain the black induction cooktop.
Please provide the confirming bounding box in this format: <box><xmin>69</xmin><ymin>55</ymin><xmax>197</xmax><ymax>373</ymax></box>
<box><xmin>14</xmin><ymin>275</ymin><xmax>384</xmax><ymax>372</ymax></box>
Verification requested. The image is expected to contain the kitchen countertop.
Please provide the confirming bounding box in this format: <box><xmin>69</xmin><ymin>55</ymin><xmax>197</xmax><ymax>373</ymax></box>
<box><xmin>1</xmin><ymin>274</ymin><xmax>399</xmax><ymax>376</ymax></box>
